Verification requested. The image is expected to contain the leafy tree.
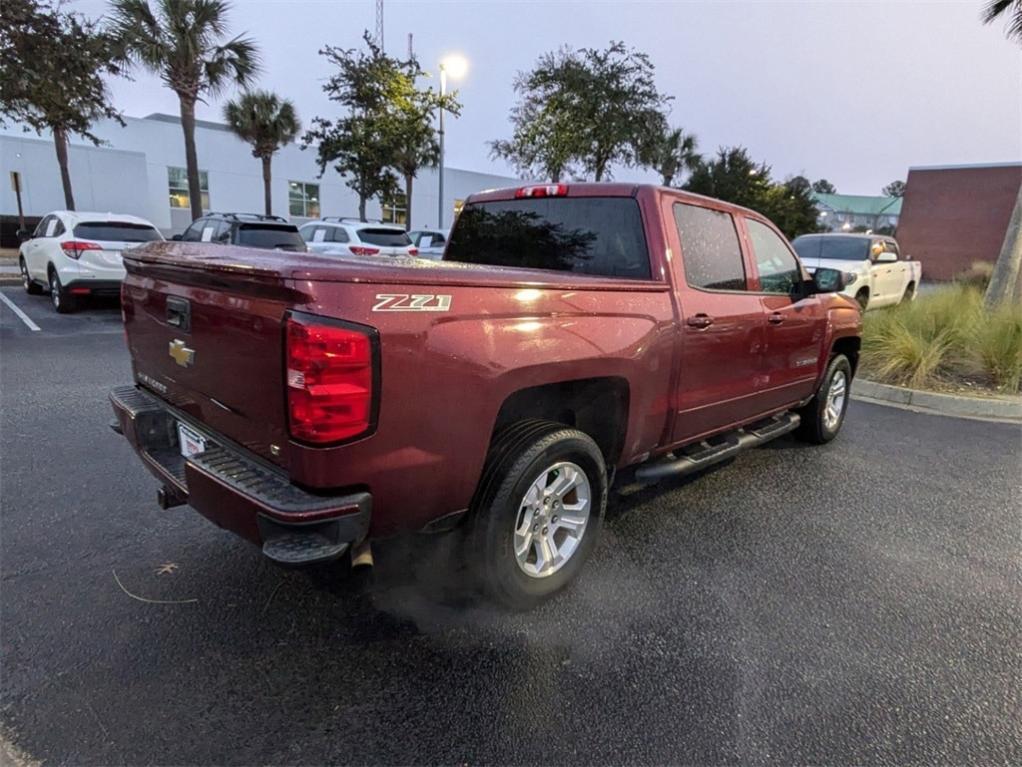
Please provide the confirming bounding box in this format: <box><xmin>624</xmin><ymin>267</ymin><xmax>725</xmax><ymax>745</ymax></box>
<box><xmin>882</xmin><ymin>180</ymin><xmax>906</xmax><ymax>197</ymax></box>
<box><xmin>684</xmin><ymin>147</ymin><xmax>772</xmax><ymax>211</ymax></box>
<box><xmin>812</xmin><ymin>178</ymin><xmax>837</xmax><ymax>195</ymax></box>
<box><xmin>0</xmin><ymin>0</ymin><xmax>124</xmax><ymax>210</ymax></box>
<box><xmin>223</xmin><ymin>91</ymin><xmax>300</xmax><ymax>217</ymax></box>
<box><xmin>639</xmin><ymin>119</ymin><xmax>700</xmax><ymax>187</ymax></box>
<box><xmin>685</xmin><ymin>147</ymin><xmax>820</xmax><ymax>239</ymax></box>
<box><xmin>112</xmin><ymin>0</ymin><xmax>259</xmax><ymax>221</ymax></box>
<box><xmin>303</xmin><ymin>34</ymin><xmax>401</xmax><ymax>222</ymax></box>
<box><xmin>492</xmin><ymin>42</ymin><xmax>670</xmax><ymax>182</ymax></box>
<box><xmin>982</xmin><ymin>0</ymin><xmax>1022</xmax><ymax>43</ymax></box>
<box><xmin>388</xmin><ymin>56</ymin><xmax>460</xmax><ymax>230</ymax></box>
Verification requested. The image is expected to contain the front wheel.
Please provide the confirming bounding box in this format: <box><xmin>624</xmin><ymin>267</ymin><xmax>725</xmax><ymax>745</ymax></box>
<box><xmin>468</xmin><ymin>420</ymin><xmax>607</xmax><ymax>609</ymax></box>
<box><xmin>795</xmin><ymin>354</ymin><xmax>852</xmax><ymax>444</ymax></box>
<box><xmin>855</xmin><ymin>289</ymin><xmax>869</xmax><ymax>311</ymax></box>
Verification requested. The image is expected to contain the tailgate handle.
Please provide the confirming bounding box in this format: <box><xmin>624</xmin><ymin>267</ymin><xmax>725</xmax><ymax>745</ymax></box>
<box><xmin>166</xmin><ymin>297</ymin><xmax>191</xmax><ymax>333</ymax></box>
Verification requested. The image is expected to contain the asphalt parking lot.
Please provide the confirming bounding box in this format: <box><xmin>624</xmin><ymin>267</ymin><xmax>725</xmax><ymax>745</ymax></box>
<box><xmin>1</xmin><ymin>285</ymin><xmax>1020</xmax><ymax>765</ymax></box>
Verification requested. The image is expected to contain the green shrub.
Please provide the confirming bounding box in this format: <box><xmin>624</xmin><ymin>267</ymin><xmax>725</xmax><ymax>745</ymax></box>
<box><xmin>861</xmin><ymin>285</ymin><xmax>1022</xmax><ymax>394</ymax></box>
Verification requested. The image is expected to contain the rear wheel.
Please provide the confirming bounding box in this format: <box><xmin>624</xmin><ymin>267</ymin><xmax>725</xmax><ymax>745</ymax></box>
<box><xmin>20</xmin><ymin>258</ymin><xmax>42</xmax><ymax>295</ymax></box>
<box><xmin>468</xmin><ymin>420</ymin><xmax>607</xmax><ymax>609</ymax></box>
<box><xmin>855</xmin><ymin>289</ymin><xmax>869</xmax><ymax>311</ymax></box>
<box><xmin>902</xmin><ymin>282</ymin><xmax>916</xmax><ymax>303</ymax></box>
<box><xmin>795</xmin><ymin>354</ymin><xmax>852</xmax><ymax>444</ymax></box>
<box><xmin>49</xmin><ymin>268</ymin><xmax>75</xmax><ymax>314</ymax></box>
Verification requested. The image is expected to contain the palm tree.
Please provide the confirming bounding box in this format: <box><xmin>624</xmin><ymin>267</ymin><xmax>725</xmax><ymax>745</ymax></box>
<box><xmin>223</xmin><ymin>91</ymin><xmax>300</xmax><ymax>217</ymax></box>
<box><xmin>641</xmin><ymin>125</ymin><xmax>700</xmax><ymax>188</ymax></box>
<box><xmin>982</xmin><ymin>0</ymin><xmax>1022</xmax><ymax>42</ymax></box>
<box><xmin>111</xmin><ymin>0</ymin><xmax>258</xmax><ymax>221</ymax></box>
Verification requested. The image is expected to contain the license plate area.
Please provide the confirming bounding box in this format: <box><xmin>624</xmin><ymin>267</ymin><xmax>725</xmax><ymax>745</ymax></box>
<box><xmin>177</xmin><ymin>421</ymin><xmax>207</xmax><ymax>458</ymax></box>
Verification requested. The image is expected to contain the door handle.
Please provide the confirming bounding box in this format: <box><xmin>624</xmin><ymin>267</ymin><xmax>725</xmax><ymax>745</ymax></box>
<box><xmin>767</xmin><ymin>312</ymin><xmax>785</xmax><ymax>324</ymax></box>
<box><xmin>686</xmin><ymin>313</ymin><xmax>713</xmax><ymax>329</ymax></box>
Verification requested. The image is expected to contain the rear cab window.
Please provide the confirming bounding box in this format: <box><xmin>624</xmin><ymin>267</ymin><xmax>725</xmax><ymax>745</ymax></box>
<box><xmin>793</xmin><ymin>236</ymin><xmax>869</xmax><ymax>261</ymax></box>
<box><xmin>445</xmin><ymin>197</ymin><xmax>651</xmax><ymax>279</ymax></box>
<box><xmin>236</xmin><ymin>224</ymin><xmax>306</xmax><ymax>251</ymax></box>
<box><xmin>73</xmin><ymin>222</ymin><xmax>162</xmax><ymax>242</ymax></box>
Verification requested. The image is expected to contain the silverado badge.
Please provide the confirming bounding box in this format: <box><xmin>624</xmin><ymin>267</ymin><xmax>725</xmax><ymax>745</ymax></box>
<box><xmin>169</xmin><ymin>339</ymin><xmax>195</xmax><ymax>368</ymax></box>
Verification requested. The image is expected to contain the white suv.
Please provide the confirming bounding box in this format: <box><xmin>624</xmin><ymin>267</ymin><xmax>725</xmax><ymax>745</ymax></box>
<box><xmin>297</xmin><ymin>218</ymin><xmax>417</xmax><ymax>257</ymax></box>
<box><xmin>19</xmin><ymin>211</ymin><xmax>163</xmax><ymax>313</ymax></box>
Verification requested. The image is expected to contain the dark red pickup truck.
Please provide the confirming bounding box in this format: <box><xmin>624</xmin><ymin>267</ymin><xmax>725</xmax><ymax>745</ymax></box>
<box><xmin>110</xmin><ymin>183</ymin><xmax>861</xmax><ymax>607</ymax></box>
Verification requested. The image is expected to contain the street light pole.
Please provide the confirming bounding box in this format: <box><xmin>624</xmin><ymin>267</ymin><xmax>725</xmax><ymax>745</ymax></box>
<box><xmin>438</xmin><ymin>65</ymin><xmax>446</xmax><ymax>229</ymax></box>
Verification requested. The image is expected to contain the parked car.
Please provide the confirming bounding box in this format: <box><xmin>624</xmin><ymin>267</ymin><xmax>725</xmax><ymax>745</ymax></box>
<box><xmin>18</xmin><ymin>211</ymin><xmax>163</xmax><ymax>313</ymax></box>
<box><xmin>408</xmin><ymin>227</ymin><xmax>450</xmax><ymax>259</ymax></box>
<box><xmin>110</xmin><ymin>183</ymin><xmax>861</xmax><ymax>609</ymax></box>
<box><xmin>298</xmin><ymin>218</ymin><xmax>417</xmax><ymax>257</ymax></box>
<box><xmin>175</xmin><ymin>213</ymin><xmax>306</xmax><ymax>252</ymax></box>
<box><xmin>792</xmin><ymin>233</ymin><xmax>921</xmax><ymax>310</ymax></box>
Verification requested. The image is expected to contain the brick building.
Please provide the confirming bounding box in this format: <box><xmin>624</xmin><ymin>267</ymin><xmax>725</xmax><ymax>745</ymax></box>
<box><xmin>895</xmin><ymin>163</ymin><xmax>1022</xmax><ymax>281</ymax></box>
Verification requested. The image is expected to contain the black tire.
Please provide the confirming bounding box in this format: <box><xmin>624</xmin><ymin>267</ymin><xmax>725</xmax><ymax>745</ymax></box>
<box><xmin>48</xmin><ymin>268</ymin><xmax>75</xmax><ymax>314</ymax></box>
<box><xmin>468</xmin><ymin>420</ymin><xmax>607</xmax><ymax>609</ymax></box>
<box><xmin>855</xmin><ymin>289</ymin><xmax>869</xmax><ymax>311</ymax></box>
<box><xmin>795</xmin><ymin>354</ymin><xmax>852</xmax><ymax>444</ymax></box>
<box><xmin>20</xmin><ymin>258</ymin><xmax>42</xmax><ymax>295</ymax></box>
<box><xmin>902</xmin><ymin>282</ymin><xmax>916</xmax><ymax>303</ymax></box>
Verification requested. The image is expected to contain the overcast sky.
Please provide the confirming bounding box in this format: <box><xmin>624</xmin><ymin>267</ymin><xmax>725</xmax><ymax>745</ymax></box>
<box><xmin>73</xmin><ymin>0</ymin><xmax>1021</xmax><ymax>195</ymax></box>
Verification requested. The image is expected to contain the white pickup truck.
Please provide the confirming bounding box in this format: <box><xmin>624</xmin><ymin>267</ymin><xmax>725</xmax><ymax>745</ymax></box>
<box><xmin>792</xmin><ymin>233</ymin><xmax>922</xmax><ymax>310</ymax></box>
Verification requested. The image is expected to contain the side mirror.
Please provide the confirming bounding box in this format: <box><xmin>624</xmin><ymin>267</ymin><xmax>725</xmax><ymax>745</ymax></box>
<box><xmin>171</xmin><ymin>234</ymin><xmax>182</xmax><ymax>241</ymax></box>
<box><xmin>876</xmin><ymin>251</ymin><xmax>897</xmax><ymax>264</ymax></box>
<box><xmin>16</xmin><ymin>228</ymin><xmax>31</xmax><ymax>243</ymax></box>
<box><xmin>812</xmin><ymin>267</ymin><xmax>847</xmax><ymax>293</ymax></box>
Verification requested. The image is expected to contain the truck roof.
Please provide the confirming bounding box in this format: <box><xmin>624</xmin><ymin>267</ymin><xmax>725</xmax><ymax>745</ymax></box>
<box><xmin>465</xmin><ymin>182</ymin><xmax>775</xmax><ymax>222</ymax></box>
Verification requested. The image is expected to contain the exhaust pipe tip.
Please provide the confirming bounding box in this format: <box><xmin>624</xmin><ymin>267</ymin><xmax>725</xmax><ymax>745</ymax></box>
<box><xmin>351</xmin><ymin>540</ymin><xmax>374</xmax><ymax>569</ymax></box>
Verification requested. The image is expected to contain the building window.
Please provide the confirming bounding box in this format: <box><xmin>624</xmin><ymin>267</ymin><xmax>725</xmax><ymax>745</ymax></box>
<box><xmin>288</xmin><ymin>181</ymin><xmax>320</xmax><ymax>219</ymax></box>
<box><xmin>381</xmin><ymin>192</ymin><xmax>407</xmax><ymax>226</ymax></box>
<box><xmin>168</xmin><ymin>167</ymin><xmax>209</xmax><ymax>209</ymax></box>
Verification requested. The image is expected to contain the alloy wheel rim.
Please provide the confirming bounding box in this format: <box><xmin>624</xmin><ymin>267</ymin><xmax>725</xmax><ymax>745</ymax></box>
<box><xmin>50</xmin><ymin>275</ymin><xmax>59</xmax><ymax>308</ymax></box>
<box><xmin>513</xmin><ymin>461</ymin><xmax>591</xmax><ymax>579</ymax></box>
<box><xmin>824</xmin><ymin>370</ymin><xmax>847</xmax><ymax>430</ymax></box>
<box><xmin>20</xmin><ymin>262</ymin><xmax>29</xmax><ymax>290</ymax></box>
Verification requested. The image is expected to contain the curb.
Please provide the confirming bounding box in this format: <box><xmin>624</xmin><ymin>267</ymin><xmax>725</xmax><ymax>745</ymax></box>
<box><xmin>853</xmin><ymin>378</ymin><xmax>1022</xmax><ymax>422</ymax></box>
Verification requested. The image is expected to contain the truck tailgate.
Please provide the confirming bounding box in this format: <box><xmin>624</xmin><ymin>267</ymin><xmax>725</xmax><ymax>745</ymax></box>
<box><xmin>122</xmin><ymin>244</ymin><xmax>303</xmax><ymax>466</ymax></box>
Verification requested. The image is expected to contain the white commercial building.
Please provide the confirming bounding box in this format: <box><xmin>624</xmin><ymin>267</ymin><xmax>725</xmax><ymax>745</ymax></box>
<box><xmin>1</xmin><ymin>113</ymin><xmax>520</xmax><ymax>237</ymax></box>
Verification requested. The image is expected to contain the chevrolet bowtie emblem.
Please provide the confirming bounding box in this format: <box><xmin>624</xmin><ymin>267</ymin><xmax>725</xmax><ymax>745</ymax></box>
<box><xmin>168</xmin><ymin>339</ymin><xmax>195</xmax><ymax>368</ymax></box>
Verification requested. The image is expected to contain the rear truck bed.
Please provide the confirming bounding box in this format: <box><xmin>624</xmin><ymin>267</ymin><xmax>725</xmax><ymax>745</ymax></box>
<box><xmin>113</xmin><ymin>234</ymin><xmax>677</xmax><ymax>566</ymax></box>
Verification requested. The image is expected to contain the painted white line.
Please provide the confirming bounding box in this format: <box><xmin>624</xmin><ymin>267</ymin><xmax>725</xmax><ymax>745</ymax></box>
<box><xmin>0</xmin><ymin>291</ymin><xmax>42</xmax><ymax>332</ymax></box>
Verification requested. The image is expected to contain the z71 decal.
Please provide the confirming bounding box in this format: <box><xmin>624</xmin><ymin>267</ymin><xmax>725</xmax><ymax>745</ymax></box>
<box><xmin>372</xmin><ymin>293</ymin><xmax>452</xmax><ymax>312</ymax></box>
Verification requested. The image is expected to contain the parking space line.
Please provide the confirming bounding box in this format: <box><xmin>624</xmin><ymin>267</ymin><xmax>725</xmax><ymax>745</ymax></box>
<box><xmin>0</xmin><ymin>291</ymin><xmax>42</xmax><ymax>332</ymax></box>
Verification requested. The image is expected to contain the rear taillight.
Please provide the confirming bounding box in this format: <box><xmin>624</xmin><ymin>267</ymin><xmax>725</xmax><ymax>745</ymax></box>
<box><xmin>285</xmin><ymin>314</ymin><xmax>376</xmax><ymax>444</ymax></box>
<box><xmin>350</xmin><ymin>245</ymin><xmax>380</xmax><ymax>256</ymax></box>
<box><xmin>515</xmin><ymin>184</ymin><xmax>568</xmax><ymax>199</ymax></box>
<box><xmin>408</xmin><ymin>247</ymin><xmax>419</xmax><ymax>256</ymax></box>
<box><xmin>60</xmin><ymin>240</ymin><xmax>101</xmax><ymax>259</ymax></box>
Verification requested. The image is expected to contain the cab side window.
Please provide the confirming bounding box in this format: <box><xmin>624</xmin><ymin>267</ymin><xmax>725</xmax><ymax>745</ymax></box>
<box><xmin>747</xmin><ymin>219</ymin><xmax>801</xmax><ymax>295</ymax></box>
<box><xmin>674</xmin><ymin>203</ymin><xmax>748</xmax><ymax>291</ymax></box>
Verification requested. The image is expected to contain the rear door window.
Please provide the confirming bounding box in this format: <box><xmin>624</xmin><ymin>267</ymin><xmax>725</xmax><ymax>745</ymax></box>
<box><xmin>444</xmin><ymin>197</ymin><xmax>651</xmax><ymax>279</ymax></box>
<box><xmin>357</xmin><ymin>228</ymin><xmax>411</xmax><ymax>247</ymax></box>
<box><xmin>674</xmin><ymin>203</ymin><xmax>747</xmax><ymax>291</ymax></box>
<box><xmin>73</xmin><ymin>222</ymin><xmax>161</xmax><ymax>242</ymax></box>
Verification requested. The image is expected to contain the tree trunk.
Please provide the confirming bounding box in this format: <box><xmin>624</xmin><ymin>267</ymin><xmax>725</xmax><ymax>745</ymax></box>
<box><xmin>984</xmin><ymin>185</ymin><xmax>1022</xmax><ymax>308</ymax></box>
<box><xmin>358</xmin><ymin>195</ymin><xmax>367</xmax><ymax>223</ymax></box>
<box><xmin>261</xmin><ymin>155</ymin><xmax>272</xmax><ymax>217</ymax></box>
<box><xmin>52</xmin><ymin>127</ymin><xmax>75</xmax><ymax>210</ymax></box>
<box><xmin>404</xmin><ymin>173</ymin><xmax>413</xmax><ymax>231</ymax></box>
<box><xmin>178</xmin><ymin>97</ymin><xmax>203</xmax><ymax>221</ymax></box>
